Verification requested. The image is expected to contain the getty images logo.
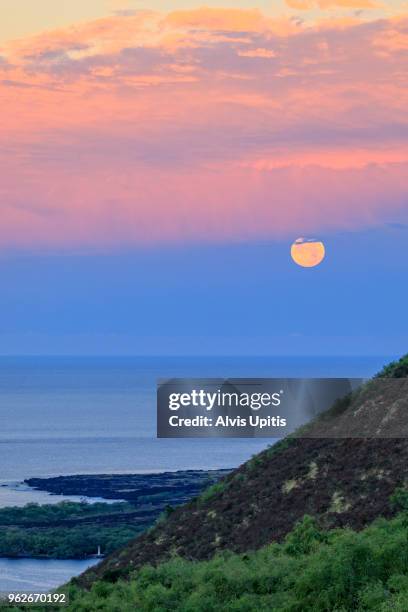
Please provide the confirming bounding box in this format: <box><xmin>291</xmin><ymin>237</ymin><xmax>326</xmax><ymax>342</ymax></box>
<box><xmin>168</xmin><ymin>388</ymin><xmax>283</xmax><ymax>411</ymax></box>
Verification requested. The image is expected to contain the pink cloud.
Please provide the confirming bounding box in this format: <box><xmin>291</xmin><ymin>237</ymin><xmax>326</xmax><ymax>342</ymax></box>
<box><xmin>0</xmin><ymin>150</ymin><xmax>407</xmax><ymax>249</ymax></box>
<box><xmin>0</xmin><ymin>9</ymin><xmax>407</xmax><ymax>249</ymax></box>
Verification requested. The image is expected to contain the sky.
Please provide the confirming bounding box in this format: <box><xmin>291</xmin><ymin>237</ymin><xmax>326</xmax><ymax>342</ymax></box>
<box><xmin>0</xmin><ymin>1</ymin><xmax>407</xmax><ymax>356</ymax></box>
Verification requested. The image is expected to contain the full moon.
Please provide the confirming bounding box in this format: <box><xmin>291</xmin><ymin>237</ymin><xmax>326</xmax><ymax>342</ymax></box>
<box><xmin>291</xmin><ymin>237</ymin><xmax>325</xmax><ymax>268</ymax></box>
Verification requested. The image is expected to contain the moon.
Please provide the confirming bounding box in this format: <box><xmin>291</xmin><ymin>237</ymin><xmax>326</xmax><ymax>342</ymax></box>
<box><xmin>291</xmin><ymin>237</ymin><xmax>325</xmax><ymax>268</ymax></box>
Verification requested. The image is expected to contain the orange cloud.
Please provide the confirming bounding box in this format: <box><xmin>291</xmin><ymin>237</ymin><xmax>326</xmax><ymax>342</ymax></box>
<box><xmin>163</xmin><ymin>8</ymin><xmax>269</xmax><ymax>32</ymax></box>
<box><xmin>5</xmin><ymin>11</ymin><xmax>159</xmax><ymax>59</ymax></box>
<box><xmin>237</xmin><ymin>48</ymin><xmax>276</xmax><ymax>58</ymax></box>
<box><xmin>242</xmin><ymin>147</ymin><xmax>408</xmax><ymax>170</ymax></box>
<box><xmin>163</xmin><ymin>8</ymin><xmax>299</xmax><ymax>36</ymax></box>
<box><xmin>372</xmin><ymin>15</ymin><xmax>408</xmax><ymax>52</ymax></box>
<box><xmin>286</xmin><ymin>0</ymin><xmax>381</xmax><ymax>8</ymax></box>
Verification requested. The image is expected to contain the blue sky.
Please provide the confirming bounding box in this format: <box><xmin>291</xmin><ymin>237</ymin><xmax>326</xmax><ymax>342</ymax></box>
<box><xmin>0</xmin><ymin>225</ymin><xmax>406</xmax><ymax>356</ymax></box>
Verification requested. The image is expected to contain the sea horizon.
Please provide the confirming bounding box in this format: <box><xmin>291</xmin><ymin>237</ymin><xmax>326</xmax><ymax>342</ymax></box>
<box><xmin>0</xmin><ymin>354</ymin><xmax>393</xmax><ymax>507</ymax></box>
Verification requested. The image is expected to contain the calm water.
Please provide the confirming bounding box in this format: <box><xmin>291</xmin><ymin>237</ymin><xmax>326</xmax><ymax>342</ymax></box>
<box><xmin>0</xmin><ymin>356</ymin><xmax>388</xmax><ymax>483</ymax></box>
<box><xmin>0</xmin><ymin>355</ymin><xmax>389</xmax><ymax>592</ymax></box>
<box><xmin>0</xmin><ymin>558</ymin><xmax>98</xmax><ymax>594</ymax></box>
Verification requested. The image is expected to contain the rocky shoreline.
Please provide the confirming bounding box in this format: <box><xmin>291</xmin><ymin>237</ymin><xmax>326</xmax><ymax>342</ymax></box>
<box><xmin>24</xmin><ymin>469</ymin><xmax>231</xmax><ymax>506</ymax></box>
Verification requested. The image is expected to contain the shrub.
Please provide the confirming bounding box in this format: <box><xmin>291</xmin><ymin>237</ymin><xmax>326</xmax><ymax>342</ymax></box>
<box><xmin>390</xmin><ymin>487</ymin><xmax>408</xmax><ymax>512</ymax></box>
<box><xmin>199</xmin><ymin>481</ymin><xmax>226</xmax><ymax>504</ymax></box>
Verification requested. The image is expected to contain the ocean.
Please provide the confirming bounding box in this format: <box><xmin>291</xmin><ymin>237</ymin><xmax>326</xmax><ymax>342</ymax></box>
<box><xmin>0</xmin><ymin>356</ymin><xmax>388</xmax><ymax>486</ymax></box>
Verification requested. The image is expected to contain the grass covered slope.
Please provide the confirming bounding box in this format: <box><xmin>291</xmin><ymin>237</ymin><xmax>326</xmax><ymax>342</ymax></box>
<box><xmin>79</xmin><ymin>438</ymin><xmax>408</xmax><ymax>586</ymax></box>
<box><xmin>58</xmin><ymin>504</ymin><xmax>408</xmax><ymax>611</ymax></box>
<box><xmin>77</xmin><ymin>355</ymin><xmax>408</xmax><ymax>587</ymax></box>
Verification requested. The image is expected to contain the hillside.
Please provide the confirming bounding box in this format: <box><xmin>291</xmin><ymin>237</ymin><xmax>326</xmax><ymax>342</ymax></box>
<box><xmin>52</xmin><ymin>512</ymin><xmax>408</xmax><ymax>611</ymax></box>
<box><xmin>76</xmin><ymin>355</ymin><xmax>408</xmax><ymax>588</ymax></box>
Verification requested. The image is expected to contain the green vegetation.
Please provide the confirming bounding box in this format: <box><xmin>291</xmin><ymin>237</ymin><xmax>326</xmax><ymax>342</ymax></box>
<box><xmin>198</xmin><ymin>481</ymin><xmax>226</xmax><ymax>504</ymax></box>
<box><xmin>7</xmin><ymin>509</ymin><xmax>408</xmax><ymax>611</ymax></box>
<box><xmin>0</xmin><ymin>524</ymin><xmax>142</xmax><ymax>559</ymax></box>
<box><xmin>390</xmin><ymin>487</ymin><xmax>408</xmax><ymax>512</ymax></box>
<box><xmin>316</xmin><ymin>390</ymin><xmax>354</xmax><ymax>421</ymax></box>
<box><xmin>0</xmin><ymin>501</ymin><xmax>145</xmax><ymax>559</ymax></box>
<box><xmin>0</xmin><ymin>501</ymin><xmax>135</xmax><ymax>525</ymax></box>
<box><xmin>264</xmin><ymin>437</ymin><xmax>294</xmax><ymax>458</ymax></box>
<box><xmin>376</xmin><ymin>354</ymin><xmax>408</xmax><ymax>378</ymax></box>
<box><xmin>304</xmin><ymin>353</ymin><xmax>408</xmax><ymax>429</ymax></box>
